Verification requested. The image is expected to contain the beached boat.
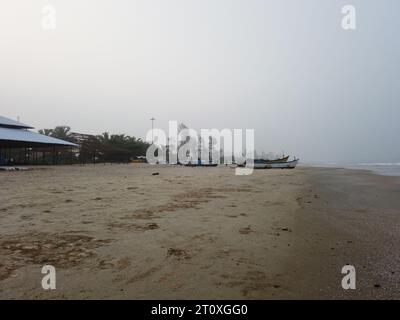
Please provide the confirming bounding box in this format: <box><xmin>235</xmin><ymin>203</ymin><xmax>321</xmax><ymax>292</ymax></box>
<box><xmin>266</xmin><ymin>159</ymin><xmax>299</xmax><ymax>169</ymax></box>
<box><xmin>232</xmin><ymin>156</ymin><xmax>298</xmax><ymax>169</ymax></box>
<box><xmin>234</xmin><ymin>156</ymin><xmax>289</xmax><ymax>168</ymax></box>
<box><xmin>253</xmin><ymin>159</ymin><xmax>268</xmax><ymax>169</ymax></box>
<box><xmin>265</xmin><ymin>155</ymin><xmax>289</xmax><ymax>163</ymax></box>
<box><xmin>230</xmin><ymin>162</ymin><xmax>266</xmax><ymax>169</ymax></box>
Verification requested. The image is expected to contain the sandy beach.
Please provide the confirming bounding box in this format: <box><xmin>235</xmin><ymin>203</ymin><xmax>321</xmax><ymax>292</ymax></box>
<box><xmin>1</xmin><ymin>164</ymin><xmax>400</xmax><ymax>299</ymax></box>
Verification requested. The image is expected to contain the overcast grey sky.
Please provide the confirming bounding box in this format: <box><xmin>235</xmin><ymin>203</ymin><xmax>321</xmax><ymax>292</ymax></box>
<box><xmin>1</xmin><ymin>0</ymin><xmax>399</xmax><ymax>163</ymax></box>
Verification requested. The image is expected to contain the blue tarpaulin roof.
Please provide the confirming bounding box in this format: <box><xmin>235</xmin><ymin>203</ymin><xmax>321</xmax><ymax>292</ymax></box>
<box><xmin>0</xmin><ymin>115</ymin><xmax>33</xmax><ymax>129</ymax></box>
<box><xmin>0</xmin><ymin>127</ymin><xmax>78</xmax><ymax>147</ymax></box>
<box><xmin>0</xmin><ymin>115</ymin><xmax>78</xmax><ymax>148</ymax></box>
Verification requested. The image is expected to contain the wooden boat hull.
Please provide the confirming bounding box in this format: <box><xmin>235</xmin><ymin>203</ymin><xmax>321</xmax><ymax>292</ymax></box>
<box><xmin>253</xmin><ymin>163</ymin><xmax>268</xmax><ymax>169</ymax></box>
<box><xmin>232</xmin><ymin>158</ymin><xmax>299</xmax><ymax>169</ymax></box>
<box><xmin>265</xmin><ymin>155</ymin><xmax>290</xmax><ymax>163</ymax></box>
<box><xmin>266</xmin><ymin>159</ymin><xmax>299</xmax><ymax>169</ymax></box>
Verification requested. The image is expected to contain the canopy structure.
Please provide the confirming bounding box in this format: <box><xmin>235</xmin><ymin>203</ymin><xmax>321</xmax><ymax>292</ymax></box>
<box><xmin>0</xmin><ymin>115</ymin><xmax>78</xmax><ymax>148</ymax></box>
<box><xmin>0</xmin><ymin>115</ymin><xmax>33</xmax><ymax>130</ymax></box>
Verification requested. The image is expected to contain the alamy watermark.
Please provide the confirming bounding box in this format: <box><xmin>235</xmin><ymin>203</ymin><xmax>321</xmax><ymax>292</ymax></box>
<box><xmin>41</xmin><ymin>265</ymin><xmax>56</xmax><ymax>290</ymax></box>
<box><xmin>342</xmin><ymin>5</ymin><xmax>356</xmax><ymax>30</ymax></box>
<box><xmin>41</xmin><ymin>5</ymin><xmax>57</xmax><ymax>30</ymax></box>
<box><xmin>145</xmin><ymin>121</ymin><xmax>255</xmax><ymax>175</ymax></box>
<box><xmin>40</xmin><ymin>5</ymin><xmax>356</xmax><ymax>32</ymax></box>
<box><xmin>341</xmin><ymin>265</ymin><xmax>356</xmax><ymax>290</ymax></box>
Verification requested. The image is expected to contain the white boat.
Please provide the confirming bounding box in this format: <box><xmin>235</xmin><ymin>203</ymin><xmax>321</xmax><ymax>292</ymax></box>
<box><xmin>266</xmin><ymin>159</ymin><xmax>299</xmax><ymax>169</ymax></box>
<box><xmin>252</xmin><ymin>159</ymin><xmax>268</xmax><ymax>169</ymax></box>
<box><xmin>253</xmin><ymin>163</ymin><xmax>268</xmax><ymax>169</ymax></box>
<box><xmin>232</xmin><ymin>157</ymin><xmax>299</xmax><ymax>169</ymax></box>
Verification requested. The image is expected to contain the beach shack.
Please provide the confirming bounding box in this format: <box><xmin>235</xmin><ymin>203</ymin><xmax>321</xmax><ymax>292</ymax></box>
<box><xmin>0</xmin><ymin>115</ymin><xmax>78</xmax><ymax>166</ymax></box>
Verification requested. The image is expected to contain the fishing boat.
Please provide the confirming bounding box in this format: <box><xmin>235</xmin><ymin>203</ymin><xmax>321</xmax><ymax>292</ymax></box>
<box><xmin>265</xmin><ymin>155</ymin><xmax>289</xmax><ymax>163</ymax></box>
<box><xmin>253</xmin><ymin>159</ymin><xmax>268</xmax><ymax>169</ymax></box>
<box><xmin>232</xmin><ymin>155</ymin><xmax>298</xmax><ymax>169</ymax></box>
<box><xmin>266</xmin><ymin>158</ymin><xmax>299</xmax><ymax>169</ymax></box>
<box><xmin>234</xmin><ymin>155</ymin><xmax>289</xmax><ymax>167</ymax></box>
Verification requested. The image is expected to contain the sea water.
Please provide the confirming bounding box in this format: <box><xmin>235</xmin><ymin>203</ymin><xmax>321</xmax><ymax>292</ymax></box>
<box><xmin>344</xmin><ymin>163</ymin><xmax>400</xmax><ymax>177</ymax></box>
<box><xmin>309</xmin><ymin>162</ymin><xmax>400</xmax><ymax>177</ymax></box>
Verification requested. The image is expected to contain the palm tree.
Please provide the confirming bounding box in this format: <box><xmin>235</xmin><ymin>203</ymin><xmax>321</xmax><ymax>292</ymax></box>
<box><xmin>51</xmin><ymin>126</ymin><xmax>71</xmax><ymax>140</ymax></box>
<box><xmin>38</xmin><ymin>128</ymin><xmax>54</xmax><ymax>136</ymax></box>
<box><xmin>98</xmin><ymin>132</ymin><xmax>110</xmax><ymax>143</ymax></box>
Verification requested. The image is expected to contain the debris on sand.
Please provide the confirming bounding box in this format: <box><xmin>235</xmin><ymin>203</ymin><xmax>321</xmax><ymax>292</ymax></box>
<box><xmin>107</xmin><ymin>222</ymin><xmax>159</xmax><ymax>231</ymax></box>
<box><xmin>167</xmin><ymin>248</ymin><xmax>190</xmax><ymax>260</ymax></box>
<box><xmin>0</xmin><ymin>232</ymin><xmax>112</xmax><ymax>281</ymax></box>
<box><xmin>239</xmin><ymin>226</ymin><xmax>254</xmax><ymax>235</ymax></box>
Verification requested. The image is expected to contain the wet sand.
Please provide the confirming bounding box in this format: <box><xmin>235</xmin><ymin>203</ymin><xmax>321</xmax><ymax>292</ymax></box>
<box><xmin>1</xmin><ymin>164</ymin><xmax>400</xmax><ymax>299</ymax></box>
